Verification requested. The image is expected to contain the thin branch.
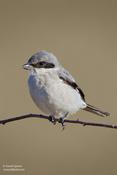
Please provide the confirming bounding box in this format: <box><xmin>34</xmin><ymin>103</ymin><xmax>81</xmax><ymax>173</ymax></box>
<box><xmin>0</xmin><ymin>113</ymin><xmax>117</xmax><ymax>129</ymax></box>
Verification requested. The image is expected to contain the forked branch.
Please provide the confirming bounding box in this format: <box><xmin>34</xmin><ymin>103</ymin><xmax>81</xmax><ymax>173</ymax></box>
<box><xmin>0</xmin><ymin>113</ymin><xmax>117</xmax><ymax>129</ymax></box>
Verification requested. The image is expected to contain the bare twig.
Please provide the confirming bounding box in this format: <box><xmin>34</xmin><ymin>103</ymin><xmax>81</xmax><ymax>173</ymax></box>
<box><xmin>0</xmin><ymin>113</ymin><xmax>117</xmax><ymax>129</ymax></box>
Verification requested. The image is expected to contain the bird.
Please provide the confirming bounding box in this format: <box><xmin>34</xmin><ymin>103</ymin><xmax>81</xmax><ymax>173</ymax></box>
<box><xmin>23</xmin><ymin>50</ymin><xmax>110</xmax><ymax>126</ymax></box>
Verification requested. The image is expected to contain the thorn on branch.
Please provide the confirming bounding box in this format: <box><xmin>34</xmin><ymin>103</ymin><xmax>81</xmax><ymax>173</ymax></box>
<box><xmin>83</xmin><ymin>123</ymin><xmax>86</xmax><ymax>127</ymax></box>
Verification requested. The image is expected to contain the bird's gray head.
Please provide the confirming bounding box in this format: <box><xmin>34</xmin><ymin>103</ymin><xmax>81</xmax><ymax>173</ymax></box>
<box><xmin>23</xmin><ymin>50</ymin><xmax>60</xmax><ymax>70</ymax></box>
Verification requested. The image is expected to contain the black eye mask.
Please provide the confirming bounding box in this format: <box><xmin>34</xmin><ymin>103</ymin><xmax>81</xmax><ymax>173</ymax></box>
<box><xmin>31</xmin><ymin>61</ymin><xmax>55</xmax><ymax>69</ymax></box>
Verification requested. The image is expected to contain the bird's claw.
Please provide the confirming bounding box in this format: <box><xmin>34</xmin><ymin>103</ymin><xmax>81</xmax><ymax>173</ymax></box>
<box><xmin>48</xmin><ymin>115</ymin><xmax>56</xmax><ymax>125</ymax></box>
<box><xmin>49</xmin><ymin>116</ymin><xmax>65</xmax><ymax>129</ymax></box>
<box><xmin>58</xmin><ymin>118</ymin><xmax>65</xmax><ymax>130</ymax></box>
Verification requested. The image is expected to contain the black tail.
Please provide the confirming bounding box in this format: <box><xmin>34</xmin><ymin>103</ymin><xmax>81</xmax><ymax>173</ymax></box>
<box><xmin>84</xmin><ymin>104</ymin><xmax>110</xmax><ymax>117</ymax></box>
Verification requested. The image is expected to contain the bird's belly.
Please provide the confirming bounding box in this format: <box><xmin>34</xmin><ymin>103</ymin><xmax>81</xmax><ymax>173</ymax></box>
<box><xmin>28</xmin><ymin>75</ymin><xmax>86</xmax><ymax>116</ymax></box>
<box><xmin>28</xmin><ymin>76</ymin><xmax>52</xmax><ymax>114</ymax></box>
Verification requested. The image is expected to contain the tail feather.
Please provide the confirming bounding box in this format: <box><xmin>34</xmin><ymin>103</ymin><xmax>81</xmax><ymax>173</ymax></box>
<box><xmin>84</xmin><ymin>104</ymin><xmax>110</xmax><ymax>117</ymax></box>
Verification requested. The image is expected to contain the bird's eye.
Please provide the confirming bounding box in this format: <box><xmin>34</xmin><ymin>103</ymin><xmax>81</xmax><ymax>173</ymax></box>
<box><xmin>30</xmin><ymin>61</ymin><xmax>55</xmax><ymax>68</ymax></box>
<box><xmin>39</xmin><ymin>61</ymin><xmax>45</xmax><ymax>66</ymax></box>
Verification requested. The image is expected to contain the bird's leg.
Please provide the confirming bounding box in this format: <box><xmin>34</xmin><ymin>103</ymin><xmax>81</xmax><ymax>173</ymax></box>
<box><xmin>58</xmin><ymin>118</ymin><xmax>65</xmax><ymax>130</ymax></box>
<box><xmin>58</xmin><ymin>113</ymin><xmax>69</xmax><ymax>130</ymax></box>
<box><xmin>48</xmin><ymin>115</ymin><xmax>56</xmax><ymax>125</ymax></box>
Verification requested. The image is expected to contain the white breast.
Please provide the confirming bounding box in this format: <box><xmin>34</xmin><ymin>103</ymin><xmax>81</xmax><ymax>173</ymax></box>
<box><xmin>28</xmin><ymin>68</ymin><xmax>86</xmax><ymax>118</ymax></box>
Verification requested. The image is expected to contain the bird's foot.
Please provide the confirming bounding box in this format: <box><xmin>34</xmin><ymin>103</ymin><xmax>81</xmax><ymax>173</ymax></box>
<box><xmin>58</xmin><ymin>118</ymin><xmax>65</xmax><ymax>130</ymax></box>
<box><xmin>48</xmin><ymin>115</ymin><xmax>56</xmax><ymax>125</ymax></box>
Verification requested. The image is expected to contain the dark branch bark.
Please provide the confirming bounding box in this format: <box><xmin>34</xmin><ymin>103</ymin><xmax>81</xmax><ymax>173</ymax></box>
<box><xmin>0</xmin><ymin>113</ymin><xmax>117</xmax><ymax>129</ymax></box>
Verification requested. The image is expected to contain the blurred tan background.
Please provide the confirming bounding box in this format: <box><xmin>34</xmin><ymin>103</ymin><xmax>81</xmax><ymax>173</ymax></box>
<box><xmin>0</xmin><ymin>0</ymin><xmax>117</xmax><ymax>174</ymax></box>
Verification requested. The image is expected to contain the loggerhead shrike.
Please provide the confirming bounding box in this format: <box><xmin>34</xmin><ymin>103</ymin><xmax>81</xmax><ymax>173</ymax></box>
<box><xmin>23</xmin><ymin>50</ymin><xmax>110</xmax><ymax>126</ymax></box>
